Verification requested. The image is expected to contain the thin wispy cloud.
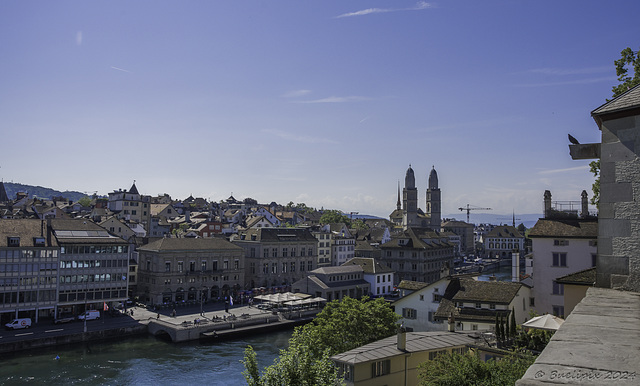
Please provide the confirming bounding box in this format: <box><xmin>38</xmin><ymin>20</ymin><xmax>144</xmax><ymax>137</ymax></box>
<box><xmin>514</xmin><ymin>76</ymin><xmax>616</xmax><ymax>88</ymax></box>
<box><xmin>537</xmin><ymin>165</ymin><xmax>589</xmax><ymax>175</ymax></box>
<box><xmin>527</xmin><ymin>66</ymin><xmax>611</xmax><ymax>76</ymax></box>
<box><xmin>282</xmin><ymin>89</ymin><xmax>311</xmax><ymax>98</ymax></box>
<box><xmin>262</xmin><ymin>129</ymin><xmax>338</xmax><ymax>144</ymax></box>
<box><xmin>359</xmin><ymin>116</ymin><xmax>371</xmax><ymax>124</ymax></box>
<box><xmin>294</xmin><ymin>96</ymin><xmax>372</xmax><ymax>104</ymax></box>
<box><xmin>76</xmin><ymin>31</ymin><xmax>83</xmax><ymax>46</ymax></box>
<box><xmin>336</xmin><ymin>1</ymin><xmax>432</xmax><ymax>18</ymax></box>
<box><xmin>110</xmin><ymin>66</ymin><xmax>131</xmax><ymax>73</ymax></box>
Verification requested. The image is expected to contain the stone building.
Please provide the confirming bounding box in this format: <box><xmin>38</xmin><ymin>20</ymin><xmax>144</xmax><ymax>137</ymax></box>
<box><xmin>380</xmin><ymin>227</ymin><xmax>454</xmax><ymax>285</ymax></box>
<box><xmin>136</xmin><ymin>238</ymin><xmax>244</xmax><ymax>305</ymax></box>
<box><xmin>232</xmin><ymin>228</ymin><xmax>318</xmax><ymax>290</ymax></box>
<box><xmin>390</xmin><ymin>165</ymin><xmax>442</xmax><ymax>231</ymax></box>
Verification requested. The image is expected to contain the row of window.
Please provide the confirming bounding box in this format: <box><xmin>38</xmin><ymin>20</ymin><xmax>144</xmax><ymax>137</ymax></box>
<box><xmin>0</xmin><ymin>276</ymin><xmax>57</xmax><ymax>287</ymax></box>
<box><xmin>58</xmin><ymin>273</ymin><xmax>127</xmax><ymax>283</ymax></box>
<box><xmin>58</xmin><ymin>289</ymin><xmax>127</xmax><ymax>303</ymax></box>
<box><xmin>376</xmin><ymin>274</ymin><xmax>392</xmax><ymax>283</ymax></box>
<box><xmin>0</xmin><ymin>262</ymin><xmax>57</xmax><ymax>273</ymax></box>
<box><xmin>163</xmin><ymin>275</ymin><xmax>238</xmax><ymax>285</ymax></box>
<box><xmin>60</xmin><ymin>259</ymin><xmax>129</xmax><ymax>269</ymax></box>
<box><xmin>386</xmin><ymin>249</ymin><xmax>451</xmax><ymax>258</ymax></box>
<box><xmin>487</xmin><ymin>243</ymin><xmax>519</xmax><ymax>249</ymax></box>
<box><xmin>0</xmin><ymin>289</ymin><xmax>56</xmax><ymax>305</ymax></box>
<box><xmin>260</xmin><ymin>260</ymin><xmax>313</xmax><ymax>274</ymax></box>
<box><xmin>60</xmin><ymin>245</ymin><xmax>129</xmax><ymax>255</ymax></box>
<box><xmin>260</xmin><ymin>248</ymin><xmax>313</xmax><ymax>258</ymax></box>
<box><xmin>0</xmin><ymin>249</ymin><xmax>58</xmax><ymax>259</ymax></box>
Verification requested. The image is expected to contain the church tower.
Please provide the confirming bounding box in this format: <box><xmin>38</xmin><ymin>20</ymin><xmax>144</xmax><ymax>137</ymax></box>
<box><xmin>426</xmin><ymin>166</ymin><xmax>441</xmax><ymax>230</ymax></box>
<box><xmin>403</xmin><ymin>165</ymin><xmax>419</xmax><ymax>229</ymax></box>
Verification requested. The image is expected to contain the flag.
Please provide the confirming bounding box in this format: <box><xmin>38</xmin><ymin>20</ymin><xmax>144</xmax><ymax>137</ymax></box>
<box><xmin>229</xmin><ymin>296</ymin><xmax>233</xmax><ymax>306</ymax></box>
<box><xmin>103</xmin><ymin>302</ymin><xmax>109</xmax><ymax>311</ymax></box>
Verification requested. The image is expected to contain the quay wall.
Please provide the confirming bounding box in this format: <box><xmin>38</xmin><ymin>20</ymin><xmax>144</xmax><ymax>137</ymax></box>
<box><xmin>0</xmin><ymin>325</ymin><xmax>148</xmax><ymax>355</ymax></box>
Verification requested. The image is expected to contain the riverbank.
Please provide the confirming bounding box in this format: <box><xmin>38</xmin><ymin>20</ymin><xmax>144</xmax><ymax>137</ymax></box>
<box><xmin>0</xmin><ymin>301</ymin><xmax>318</xmax><ymax>354</ymax></box>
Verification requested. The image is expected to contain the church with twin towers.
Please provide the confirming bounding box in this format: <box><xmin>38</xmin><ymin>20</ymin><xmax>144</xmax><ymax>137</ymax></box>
<box><xmin>391</xmin><ymin>165</ymin><xmax>441</xmax><ymax>231</ymax></box>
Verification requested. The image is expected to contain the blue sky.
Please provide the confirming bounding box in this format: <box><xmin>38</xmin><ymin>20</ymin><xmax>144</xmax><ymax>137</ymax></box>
<box><xmin>1</xmin><ymin>1</ymin><xmax>638</xmax><ymax>219</ymax></box>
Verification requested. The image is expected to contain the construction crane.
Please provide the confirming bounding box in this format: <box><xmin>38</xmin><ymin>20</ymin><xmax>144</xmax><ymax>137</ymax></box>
<box><xmin>458</xmin><ymin>204</ymin><xmax>492</xmax><ymax>224</ymax></box>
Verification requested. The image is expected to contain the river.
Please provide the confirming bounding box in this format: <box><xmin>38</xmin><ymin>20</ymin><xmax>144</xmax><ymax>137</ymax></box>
<box><xmin>0</xmin><ymin>330</ymin><xmax>292</xmax><ymax>385</ymax></box>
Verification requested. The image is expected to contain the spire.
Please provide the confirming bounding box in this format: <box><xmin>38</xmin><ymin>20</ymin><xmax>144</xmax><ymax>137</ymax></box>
<box><xmin>397</xmin><ymin>181</ymin><xmax>401</xmax><ymax>210</ymax></box>
<box><xmin>129</xmin><ymin>180</ymin><xmax>139</xmax><ymax>195</ymax></box>
<box><xmin>0</xmin><ymin>180</ymin><xmax>8</xmax><ymax>203</ymax></box>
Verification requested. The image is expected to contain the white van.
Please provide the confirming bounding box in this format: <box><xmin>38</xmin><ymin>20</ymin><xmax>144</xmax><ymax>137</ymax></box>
<box><xmin>77</xmin><ymin>310</ymin><xmax>100</xmax><ymax>321</ymax></box>
<box><xmin>5</xmin><ymin>318</ymin><xmax>32</xmax><ymax>330</ymax></box>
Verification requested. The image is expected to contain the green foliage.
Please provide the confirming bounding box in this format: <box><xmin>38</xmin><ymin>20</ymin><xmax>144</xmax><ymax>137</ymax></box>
<box><xmin>418</xmin><ymin>351</ymin><xmax>536</xmax><ymax>386</ymax></box>
<box><xmin>612</xmin><ymin>47</ymin><xmax>640</xmax><ymax>98</ymax></box>
<box><xmin>589</xmin><ymin>160</ymin><xmax>600</xmax><ymax>207</ymax></box>
<box><xmin>350</xmin><ymin>219</ymin><xmax>369</xmax><ymax>231</ymax></box>
<box><xmin>514</xmin><ymin>328</ymin><xmax>554</xmax><ymax>352</ymax></box>
<box><xmin>510</xmin><ymin>309</ymin><xmax>517</xmax><ymax>339</ymax></box>
<box><xmin>77</xmin><ymin>196</ymin><xmax>92</xmax><ymax>207</ymax></box>
<box><xmin>319</xmin><ymin>210</ymin><xmax>351</xmax><ymax>227</ymax></box>
<box><xmin>242</xmin><ymin>297</ymin><xmax>399</xmax><ymax>385</ymax></box>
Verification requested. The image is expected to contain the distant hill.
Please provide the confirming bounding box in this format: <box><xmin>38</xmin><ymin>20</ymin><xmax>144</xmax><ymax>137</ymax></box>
<box><xmin>3</xmin><ymin>182</ymin><xmax>87</xmax><ymax>202</ymax></box>
<box><xmin>443</xmin><ymin>213</ymin><xmax>542</xmax><ymax>229</ymax></box>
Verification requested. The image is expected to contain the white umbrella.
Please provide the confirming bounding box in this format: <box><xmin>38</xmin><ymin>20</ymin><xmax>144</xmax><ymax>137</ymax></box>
<box><xmin>522</xmin><ymin>314</ymin><xmax>565</xmax><ymax>331</ymax></box>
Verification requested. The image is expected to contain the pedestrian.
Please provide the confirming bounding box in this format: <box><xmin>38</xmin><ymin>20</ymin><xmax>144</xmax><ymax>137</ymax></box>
<box><xmin>156</xmin><ymin>313</ymin><xmax>160</xmax><ymax>319</ymax></box>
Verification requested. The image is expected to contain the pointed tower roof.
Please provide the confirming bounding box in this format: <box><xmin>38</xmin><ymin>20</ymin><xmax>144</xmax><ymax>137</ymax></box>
<box><xmin>129</xmin><ymin>182</ymin><xmax>139</xmax><ymax>195</ymax></box>
<box><xmin>0</xmin><ymin>181</ymin><xmax>8</xmax><ymax>202</ymax></box>
<box><xmin>429</xmin><ymin>166</ymin><xmax>438</xmax><ymax>189</ymax></box>
<box><xmin>396</xmin><ymin>181</ymin><xmax>401</xmax><ymax>210</ymax></box>
<box><xmin>405</xmin><ymin>165</ymin><xmax>415</xmax><ymax>189</ymax></box>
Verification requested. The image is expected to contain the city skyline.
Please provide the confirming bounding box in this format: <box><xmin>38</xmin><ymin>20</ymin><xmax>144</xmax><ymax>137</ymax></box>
<box><xmin>2</xmin><ymin>1</ymin><xmax>637</xmax><ymax>218</ymax></box>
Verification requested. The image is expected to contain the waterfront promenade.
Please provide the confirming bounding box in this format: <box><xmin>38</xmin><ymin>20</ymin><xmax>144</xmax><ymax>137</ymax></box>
<box><xmin>0</xmin><ymin>299</ymin><xmax>312</xmax><ymax>354</ymax></box>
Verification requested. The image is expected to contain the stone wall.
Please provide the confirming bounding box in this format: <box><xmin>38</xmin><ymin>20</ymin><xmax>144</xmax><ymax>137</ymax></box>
<box><xmin>597</xmin><ymin>114</ymin><xmax>640</xmax><ymax>291</ymax></box>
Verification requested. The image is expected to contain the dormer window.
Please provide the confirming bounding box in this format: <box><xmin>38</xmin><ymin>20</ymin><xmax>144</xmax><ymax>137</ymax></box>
<box><xmin>33</xmin><ymin>237</ymin><xmax>45</xmax><ymax>247</ymax></box>
<box><xmin>7</xmin><ymin>237</ymin><xmax>20</xmax><ymax>247</ymax></box>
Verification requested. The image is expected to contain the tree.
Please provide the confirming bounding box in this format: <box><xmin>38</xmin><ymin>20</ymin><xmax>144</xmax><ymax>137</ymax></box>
<box><xmin>510</xmin><ymin>309</ymin><xmax>517</xmax><ymax>339</ymax></box>
<box><xmin>612</xmin><ymin>47</ymin><xmax>640</xmax><ymax>98</ymax></box>
<box><xmin>319</xmin><ymin>210</ymin><xmax>351</xmax><ymax>227</ymax></box>
<box><xmin>589</xmin><ymin>160</ymin><xmax>600</xmax><ymax>207</ymax></box>
<box><xmin>77</xmin><ymin>196</ymin><xmax>92</xmax><ymax>207</ymax></box>
<box><xmin>351</xmin><ymin>219</ymin><xmax>369</xmax><ymax>231</ymax></box>
<box><xmin>242</xmin><ymin>297</ymin><xmax>399</xmax><ymax>385</ymax></box>
<box><xmin>418</xmin><ymin>351</ymin><xmax>535</xmax><ymax>386</ymax></box>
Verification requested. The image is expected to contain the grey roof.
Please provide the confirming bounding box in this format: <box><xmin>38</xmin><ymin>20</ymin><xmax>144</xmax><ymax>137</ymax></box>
<box><xmin>591</xmin><ymin>83</ymin><xmax>640</xmax><ymax>116</ymax></box>
<box><xmin>397</xmin><ymin>280</ymin><xmax>429</xmax><ymax>291</ymax></box>
<box><xmin>331</xmin><ymin>331</ymin><xmax>476</xmax><ymax>364</ymax></box>
<box><xmin>139</xmin><ymin>237</ymin><xmax>242</xmax><ymax>252</ymax></box>
<box><xmin>0</xmin><ymin>181</ymin><xmax>8</xmax><ymax>202</ymax></box>
<box><xmin>382</xmin><ymin>227</ymin><xmax>452</xmax><ymax>250</ymax></box>
<box><xmin>555</xmin><ymin>267</ymin><xmax>596</xmax><ymax>286</ymax></box>
<box><xmin>311</xmin><ymin>265</ymin><xmax>363</xmax><ymax>275</ymax></box>
<box><xmin>342</xmin><ymin>257</ymin><xmax>393</xmax><ymax>274</ymax></box>
<box><xmin>237</xmin><ymin>227</ymin><xmax>317</xmax><ymax>242</ymax></box>
<box><xmin>50</xmin><ymin>219</ymin><xmax>127</xmax><ymax>244</ymax></box>
<box><xmin>485</xmin><ymin>225</ymin><xmax>523</xmax><ymax>238</ymax></box>
<box><xmin>0</xmin><ymin>219</ymin><xmax>58</xmax><ymax>247</ymax></box>
<box><xmin>528</xmin><ymin>218</ymin><xmax>597</xmax><ymax>239</ymax></box>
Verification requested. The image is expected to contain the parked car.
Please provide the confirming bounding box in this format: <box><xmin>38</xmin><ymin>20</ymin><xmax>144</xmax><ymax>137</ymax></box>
<box><xmin>54</xmin><ymin>315</ymin><xmax>75</xmax><ymax>324</ymax></box>
<box><xmin>5</xmin><ymin>318</ymin><xmax>32</xmax><ymax>330</ymax></box>
<box><xmin>77</xmin><ymin>310</ymin><xmax>100</xmax><ymax>321</ymax></box>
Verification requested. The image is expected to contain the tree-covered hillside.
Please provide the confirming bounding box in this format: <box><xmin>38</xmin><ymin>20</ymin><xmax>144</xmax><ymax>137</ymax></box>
<box><xmin>3</xmin><ymin>182</ymin><xmax>87</xmax><ymax>202</ymax></box>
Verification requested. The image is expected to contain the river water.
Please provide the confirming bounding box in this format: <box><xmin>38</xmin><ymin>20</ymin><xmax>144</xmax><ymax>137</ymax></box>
<box><xmin>0</xmin><ymin>330</ymin><xmax>292</xmax><ymax>385</ymax></box>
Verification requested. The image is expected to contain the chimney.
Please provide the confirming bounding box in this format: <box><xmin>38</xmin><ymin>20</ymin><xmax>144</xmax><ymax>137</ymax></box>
<box><xmin>543</xmin><ymin>190</ymin><xmax>552</xmax><ymax>218</ymax></box>
<box><xmin>511</xmin><ymin>252</ymin><xmax>520</xmax><ymax>282</ymax></box>
<box><xmin>581</xmin><ymin>190</ymin><xmax>589</xmax><ymax>218</ymax></box>
<box><xmin>397</xmin><ymin>325</ymin><xmax>407</xmax><ymax>351</ymax></box>
<box><xmin>447</xmin><ymin>312</ymin><xmax>456</xmax><ymax>332</ymax></box>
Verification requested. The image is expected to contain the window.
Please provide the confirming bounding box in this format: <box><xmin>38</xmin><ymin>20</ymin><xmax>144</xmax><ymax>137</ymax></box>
<box><xmin>402</xmin><ymin>308</ymin><xmax>417</xmax><ymax>319</ymax></box>
<box><xmin>591</xmin><ymin>253</ymin><xmax>597</xmax><ymax>267</ymax></box>
<box><xmin>552</xmin><ymin>253</ymin><xmax>567</xmax><ymax>267</ymax></box>
<box><xmin>554</xmin><ymin>239</ymin><xmax>569</xmax><ymax>246</ymax></box>
<box><xmin>432</xmin><ymin>294</ymin><xmax>442</xmax><ymax>303</ymax></box>
<box><xmin>489</xmin><ymin>303</ymin><xmax>496</xmax><ymax>310</ymax></box>
<box><xmin>201</xmin><ymin>261</ymin><xmax>207</xmax><ymax>271</ymax></box>
<box><xmin>234</xmin><ymin>260</ymin><xmax>239</xmax><ymax>270</ymax></box>
<box><xmin>530</xmin><ymin>297</ymin><xmax>535</xmax><ymax>307</ymax></box>
<box><xmin>308</xmin><ymin>260</ymin><xmax>313</xmax><ymax>271</ymax></box>
<box><xmin>165</xmin><ymin>262</ymin><xmax>171</xmax><ymax>272</ymax></box>
<box><xmin>290</xmin><ymin>262</ymin><xmax>295</xmax><ymax>272</ymax></box>
<box><xmin>190</xmin><ymin>262</ymin><xmax>195</xmax><ymax>272</ymax></box>
<box><xmin>177</xmin><ymin>261</ymin><xmax>183</xmax><ymax>272</ymax></box>
<box><xmin>552</xmin><ymin>305</ymin><xmax>565</xmax><ymax>318</ymax></box>
<box><xmin>264</xmin><ymin>248</ymin><xmax>269</xmax><ymax>258</ymax></box>
<box><xmin>371</xmin><ymin>360</ymin><xmax>390</xmax><ymax>378</ymax></box>
<box><xmin>271</xmin><ymin>263</ymin><xmax>277</xmax><ymax>274</ymax></box>
<box><xmin>223</xmin><ymin>261</ymin><xmax>229</xmax><ymax>269</ymax></box>
<box><xmin>553</xmin><ymin>282</ymin><xmax>564</xmax><ymax>295</ymax></box>
<box><xmin>282</xmin><ymin>248</ymin><xmax>288</xmax><ymax>257</ymax></box>
<box><xmin>429</xmin><ymin>350</ymin><xmax>447</xmax><ymax>360</ymax></box>
<box><xmin>339</xmin><ymin>363</ymin><xmax>354</xmax><ymax>381</ymax></box>
<box><xmin>475</xmin><ymin>302</ymin><xmax>482</xmax><ymax>309</ymax></box>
